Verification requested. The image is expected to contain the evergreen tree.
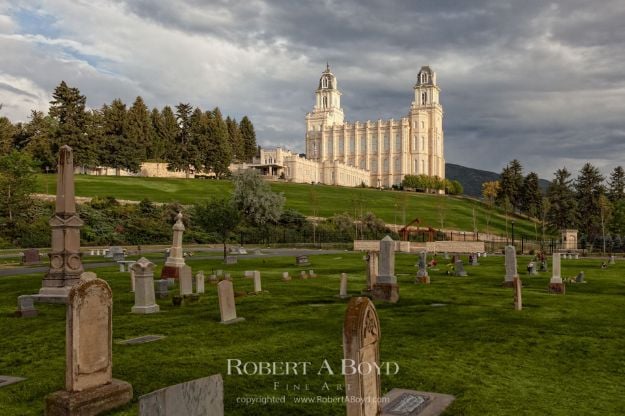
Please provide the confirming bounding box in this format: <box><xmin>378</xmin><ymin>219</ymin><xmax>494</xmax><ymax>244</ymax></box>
<box><xmin>546</xmin><ymin>168</ymin><xmax>577</xmax><ymax>230</ymax></box>
<box><xmin>21</xmin><ymin>111</ymin><xmax>56</xmax><ymax>169</ymax></box>
<box><xmin>226</xmin><ymin>116</ymin><xmax>243</xmax><ymax>162</ymax></box>
<box><xmin>520</xmin><ymin>172</ymin><xmax>542</xmax><ymax>218</ymax></box>
<box><xmin>155</xmin><ymin>106</ymin><xmax>179</xmax><ymax>163</ymax></box>
<box><xmin>100</xmin><ymin>99</ymin><xmax>142</xmax><ymax>172</ymax></box>
<box><xmin>188</xmin><ymin>107</ymin><xmax>208</xmax><ymax>173</ymax></box>
<box><xmin>239</xmin><ymin>116</ymin><xmax>257</xmax><ymax>162</ymax></box>
<box><xmin>168</xmin><ymin>103</ymin><xmax>193</xmax><ymax>174</ymax></box>
<box><xmin>208</xmin><ymin>107</ymin><xmax>232</xmax><ymax>177</ymax></box>
<box><xmin>49</xmin><ymin>81</ymin><xmax>94</xmax><ymax>167</ymax></box>
<box><xmin>497</xmin><ymin>159</ymin><xmax>523</xmax><ymax>211</ymax></box>
<box><xmin>609</xmin><ymin>199</ymin><xmax>625</xmax><ymax>235</ymax></box>
<box><xmin>125</xmin><ymin>96</ymin><xmax>153</xmax><ymax>162</ymax></box>
<box><xmin>0</xmin><ymin>114</ymin><xmax>16</xmax><ymax>156</ymax></box>
<box><xmin>607</xmin><ymin>166</ymin><xmax>625</xmax><ymax>202</ymax></box>
<box><xmin>575</xmin><ymin>163</ymin><xmax>605</xmax><ymax>238</ymax></box>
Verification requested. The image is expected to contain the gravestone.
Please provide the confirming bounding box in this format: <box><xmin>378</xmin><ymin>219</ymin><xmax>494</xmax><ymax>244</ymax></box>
<box><xmin>119</xmin><ymin>335</ymin><xmax>165</xmax><ymax>345</ymax></box>
<box><xmin>22</xmin><ymin>248</ymin><xmax>41</xmax><ymax>265</ymax></box>
<box><xmin>443</xmin><ymin>252</ymin><xmax>449</xmax><ymax>260</ymax></box>
<box><xmin>503</xmin><ymin>245</ymin><xmax>518</xmax><ymax>287</ymax></box>
<box><xmin>339</xmin><ymin>273</ymin><xmax>349</xmax><ymax>298</ymax></box>
<box><xmin>415</xmin><ymin>251</ymin><xmax>429</xmax><ymax>284</ymax></box>
<box><xmin>364</xmin><ymin>251</ymin><xmax>379</xmax><ymax>292</ymax></box>
<box><xmin>244</xmin><ymin>271</ymin><xmax>254</xmax><ymax>279</ymax></box>
<box><xmin>295</xmin><ymin>255</ymin><xmax>309</xmax><ymax>266</ymax></box>
<box><xmin>131</xmin><ymin>258</ymin><xmax>159</xmax><ymax>314</ymax></box>
<box><xmin>89</xmin><ymin>250</ymin><xmax>95</xmax><ymax>256</ymax></box>
<box><xmin>453</xmin><ymin>260</ymin><xmax>467</xmax><ymax>277</ymax></box>
<box><xmin>179</xmin><ymin>265</ymin><xmax>193</xmax><ymax>296</ymax></box>
<box><xmin>216</xmin><ymin>270</ymin><xmax>224</xmax><ymax>277</ymax></box>
<box><xmin>195</xmin><ymin>271</ymin><xmax>205</xmax><ymax>294</ymax></box>
<box><xmin>139</xmin><ymin>374</ymin><xmax>224</xmax><ymax>416</ymax></box>
<box><xmin>224</xmin><ymin>273</ymin><xmax>231</xmax><ymax>281</ymax></box>
<box><xmin>513</xmin><ymin>276</ymin><xmax>522</xmax><ymax>311</ymax></box>
<box><xmin>469</xmin><ymin>254</ymin><xmax>479</xmax><ymax>266</ymax></box>
<box><xmin>155</xmin><ymin>279</ymin><xmax>169</xmax><ymax>299</ymax></box>
<box><xmin>45</xmin><ymin>275</ymin><xmax>132</xmax><ymax>415</ymax></box>
<box><xmin>527</xmin><ymin>262</ymin><xmax>538</xmax><ymax>276</ymax></box>
<box><xmin>224</xmin><ymin>256</ymin><xmax>237</xmax><ymax>265</ymax></box>
<box><xmin>343</xmin><ymin>297</ymin><xmax>454</xmax><ymax>416</ymax></box>
<box><xmin>300</xmin><ymin>271</ymin><xmax>308</xmax><ymax>279</ymax></box>
<box><xmin>109</xmin><ymin>246</ymin><xmax>125</xmax><ymax>262</ymax></box>
<box><xmin>609</xmin><ymin>255</ymin><xmax>616</xmax><ymax>265</ymax></box>
<box><xmin>208</xmin><ymin>274</ymin><xmax>218</xmax><ymax>284</ymax></box>
<box><xmin>38</xmin><ymin>146</ymin><xmax>84</xmax><ymax>299</ymax></box>
<box><xmin>539</xmin><ymin>260</ymin><xmax>548</xmax><ymax>272</ymax></box>
<box><xmin>164</xmin><ymin>249</ymin><xmax>170</xmax><ymax>261</ymax></box>
<box><xmin>217</xmin><ymin>280</ymin><xmax>244</xmax><ymax>324</ymax></box>
<box><xmin>372</xmin><ymin>236</ymin><xmax>399</xmax><ymax>303</ymax></box>
<box><xmin>282</xmin><ymin>272</ymin><xmax>291</xmax><ymax>281</ymax></box>
<box><xmin>0</xmin><ymin>376</ymin><xmax>26</xmax><ymax>387</ymax></box>
<box><xmin>161</xmin><ymin>212</ymin><xmax>186</xmax><ymax>279</ymax></box>
<box><xmin>309</xmin><ymin>269</ymin><xmax>317</xmax><ymax>278</ymax></box>
<box><xmin>576</xmin><ymin>271</ymin><xmax>585</xmax><ymax>283</ymax></box>
<box><xmin>574</xmin><ymin>253</ymin><xmax>579</xmax><ymax>260</ymax></box>
<box><xmin>253</xmin><ymin>271</ymin><xmax>262</xmax><ymax>293</ymax></box>
<box><xmin>549</xmin><ymin>253</ymin><xmax>566</xmax><ymax>294</ymax></box>
<box><xmin>15</xmin><ymin>295</ymin><xmax>37</xmax><ymax>318</ymax></box>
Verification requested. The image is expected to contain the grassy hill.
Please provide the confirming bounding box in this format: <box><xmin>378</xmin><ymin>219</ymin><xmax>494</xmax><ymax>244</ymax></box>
<box><xmin>34</xmin><ymin>174</ymin><xmax>542</xmax><ymax>237</ymax></box>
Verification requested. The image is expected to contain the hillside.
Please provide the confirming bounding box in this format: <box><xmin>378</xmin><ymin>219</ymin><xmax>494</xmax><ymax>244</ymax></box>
<box><xmin>34</xmin><ymin>175</ymin><xmax>541</xmax><ymax>238</ymax></box>
<box><xmin>446</xmin><ymin>163</ymin><xmax>551</xmax><ymax>197</ymax></box>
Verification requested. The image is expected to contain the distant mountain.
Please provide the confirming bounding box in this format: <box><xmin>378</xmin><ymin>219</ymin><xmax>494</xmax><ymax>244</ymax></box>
<box><xmin>445</xmin><ymin>163</ymin><xmax>550</xmax><ymax>198</ymax></box>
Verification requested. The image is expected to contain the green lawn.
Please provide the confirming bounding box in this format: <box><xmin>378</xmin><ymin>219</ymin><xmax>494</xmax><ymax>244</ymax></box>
<box><xmin>1</xmin><ymin>253</ymin><xmax>624</xmax><ymax>415</ymax></box>
<box><xmin>34</xmin><ymin>174</ymin><xmax>541</xmax><ymax>237</ymax></box>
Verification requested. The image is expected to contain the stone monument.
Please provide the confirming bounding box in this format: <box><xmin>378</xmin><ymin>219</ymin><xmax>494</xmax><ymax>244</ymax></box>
<box><xmin>160</xmin><ymin>212</ymin><xmax>186</xmax><ymax>279</ymax></box>
<box><xmin>39</xmin><ymin>146</ymin><xmax>84</xmax><ymax>300</ymax></box>
<box><xmin>45</xmin><ymin>275</ymin><xmax>132</xmax><ymax>415</ymax></box>
<box><xmin>371</xmin><ymin>236</ymin><xmax>399</xmax><ymax>303</ymax></box>
<box><xmin>453</xmin><ymin>260</ymin><xmax>467</xmax><ymax>277</ymax></box>
<box><xmin>364</xmin><ymin>251</ymin><xmax>379</xmax><ymax>293</ymax></box>
<box><xmin>155</xmin><ymin>279</ymin><xmax>169</xmax><ymax>299</ymax></box>
<box><xmin>549</xmin><ymin>253</ymin><xmax>566</xmax><ymax>294</ymax></box>
<box><xmin>415</xmin><ymin>251</ymin><xmax>430</xmax><ymax>284</ymax></box>
<box><xmin>22</xmin><ymin>248</ymin><xmax>41</xmax><ymax>265</ymax></box>
<box><xmin>196</xmin><ymin>271</ymin><xmax>205</xmax><ymax>294</ymax></box>
<box><xmin>339</xmin><ymin>273</ymin><xmax>349</xmax><ymax>298</ymax></box>
<box><xmin>343</xmin><ymin>297</ymin><xmax>454</xmax><ymax>416</ymax></box>
<box><xmin>513</xmin><ymin>276</ymin><xmax>522</xmax><ymax>311</ymax></box>
<box><xmin>131</xmin><ymin>258</ymin><xmax>159</xmax><ymax>314</ymax></box>
<box><xmin>139</xmin><ymin>374</ymin><xmax>223</xmax><ymax>416</ymax></box>
<box><xmin>253</xmin><ymin>271</ymin><xmax>262</xmax><ymax>293</ymax></box>
<box><xmin>179</xmin><ymin>265</ymin><xmax>193</xmax><ymax>296</ymax></box>
<box><xmin>576</xmin><ymin>271</ymin><xmax>585</xmax><ymax>283</ymax></box>
<box><xmin>217</xmin><ymin>280</ymin><xmax>244</xmax><ymax>324</ymax></box>
<box><xmin>503</xmin><ymin>245</ymin><xmax>518</xmax><ymax>287</ymax></box>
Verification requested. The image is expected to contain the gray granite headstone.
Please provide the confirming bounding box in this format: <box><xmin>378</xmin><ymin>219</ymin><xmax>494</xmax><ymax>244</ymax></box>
<box><xmin>453</xmin><ymin>260</ymin><xmax>467</xmax><ymax>277</ymax></box>
<box><xmin>295</xmin><ymin>255</ymin><xmax>309</xmax><ymax>265</ymax></box>
<box><xmin>576</xmin><ymin>271</ymin><xmax>585</xmax><ymax>283</ymax></box>
<box><xmin>155</xmin><ymin>279</ymin><xmax>169</xmax><ymax>299</ymax></box>
<box><xmin>383</xmin><ymin>391</ymin><xmax>430</xmax><ymax>415</ymax></box>
<box><xmin>139</xmin><ymin>374</ymin><xmax>223</xmax><ymax>416</ymax></box>
<box><xmin>119</xmin><ymin>335</ymin><xmax>165</xmax><ymax>345</ymax></box>
<box><xmin>416</xmin><ymin>252</ymin><xmax>428</xmax><ymax>278</ymax></box>
<box><xmin>22</xmin><ymin>248</ymin><xmax>41</xmax><ymax>265</ymax></box>
<box><xmin>0</xmin><ymin>376</ymin><xmax>26</xmax><ymax>388</ymax></box>
<box><xmin>224</xmin><ymin>256</ymin><xmax>237</xmax><ymax>265</ymax></box>
<box><xmin>109</xmin><ymin>246</ymin><xmax>125</xmax><ymax>261</ymax></box>
<box><xmin>15</xmin><ymin>295</ymin><xmax>37</xmax><ymax>317</ymax></box>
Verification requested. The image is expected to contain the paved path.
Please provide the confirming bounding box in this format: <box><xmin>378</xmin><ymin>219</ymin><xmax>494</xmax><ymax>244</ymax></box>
<box><xmin>0</xmin><ymin>248</ymin><xmax>347</xmax><ymax>277</ymax></box>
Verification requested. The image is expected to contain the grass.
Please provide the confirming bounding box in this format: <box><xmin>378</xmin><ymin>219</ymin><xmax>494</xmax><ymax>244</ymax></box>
<box><xmin>1</xmin><ymin>253</ymin><xmax>625</xmax><ymax>415</ymax></box>
<box><xmin>34</xmin><ymin>174</ymin><xmax>542</xmax><ymax>237</ymax></box>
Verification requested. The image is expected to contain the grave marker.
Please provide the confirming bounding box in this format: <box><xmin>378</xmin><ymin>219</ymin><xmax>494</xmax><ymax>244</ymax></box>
<box><xmin>131</xmin><ymin>258</ymin><xmax>159</xmax><ymax>314</ymax></box>
<box><xmin>161</xmin><ymin>212</ymin><xmax>187</xmax><ymax>279</ymax></box>
<box><xmin>218</xmin><ymin>280</ymin><xmax>244</xmax><ymax>324</ymax></box>
<box><xmin>139</xmin><ymin>374</ymin><xmax>223</xmax><ymax>416</ymax></box>
<box><xmin>549</xmin><ymin>253</ymin><xmax>566</xmax><ymax>294</ymax></box>
<box><xmin>196</xmin><ymin>271</ymin><xmax>205</xmax><ymax>294</ymax></box>
<box><xmin>371</xmin><ymin>236</ymin><xmax>399</xmax><ymax>303</ymax></box>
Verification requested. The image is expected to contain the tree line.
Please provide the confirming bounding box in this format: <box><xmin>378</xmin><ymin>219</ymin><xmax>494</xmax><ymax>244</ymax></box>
<box><xmin>482</xmin><ymin>159</ymin><xmax>625</xmax><ymax>248</ymax></box>
<box><xmin>0</xmin><ymin>81</ymin><xmax>258</xmax><ymax>175</ymax></box>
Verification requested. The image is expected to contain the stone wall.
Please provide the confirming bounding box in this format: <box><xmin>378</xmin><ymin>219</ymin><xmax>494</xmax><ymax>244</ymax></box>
<box><xmin>423</xmin><ymin>241</ymin><xmax>485</xmax><ymax>253</ymax></box>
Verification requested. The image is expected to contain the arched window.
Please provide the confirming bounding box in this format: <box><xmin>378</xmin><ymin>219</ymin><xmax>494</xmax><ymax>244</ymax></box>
<box><xmin>322</xmin><ymin>77</ymin><xmax>328</xmax><ymax>88</ymax></box>
<box><xmin>421</xmin><ymin>92</ymin><xmax>427</xmax><ymax>105</ymax></box>
<box><xmin>421</xmin><ymin>72</ymin><xmax>428</xmax><ymax>83</ymax></box>
<box><xmin>323</xmin><ymin>96</ymin><xmax>328</xmax><ymax>108</ymax></box>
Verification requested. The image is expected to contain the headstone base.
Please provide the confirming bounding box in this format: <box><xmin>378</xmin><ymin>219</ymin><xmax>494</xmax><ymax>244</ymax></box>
<box><xmin>371</xmin><ymin>283</ymin><xmax>399</xmax><ymax>303</ymax></box>
<box><xmin>131</xmin><ymin>304</ymin><xmax>160</xmax><ymax>314</ymax></box>
<box><xmin>502</xmin><ymin>280</ymin><xmax>514</xmax><ymax>288</ymax></box>
<box><xmin>220</xmin><ymin>317</ymin><xmax>245</xmax><ymax>325</ymax></box>
<box><xmin>160</xmin><ymin>265</ymin><xmax>182</xmax><ymax>279</ymax></box>
<box><xmin>416</xmin><ymin>275</ymin><xmax>430</xmax><ymax>284</ymax></box>
<box><xmin>45</xmin><ymin>379</ymin><xmax>132</xmax><ymax>416</ymax></box>
<box><xmin>380</xmin><ymin>388</ymin><xmax>454</xmax><ymax>416</ymax></box>
<box><xmin>548</xmin><ymin>282</ymin><xmax>566</xmax><ymax>294</ymax></box>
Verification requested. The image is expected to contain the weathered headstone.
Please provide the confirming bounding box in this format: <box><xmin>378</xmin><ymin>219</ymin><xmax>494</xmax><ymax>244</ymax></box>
<box><xmin>339</xmin><ymin>273</ymin><xmax>349</xmax><ymax>298</ymax></box>
<box><xmin>38</xmin><ymin>146</ymin><xmax>84</xmax><ymax>299</ymax></box>
<box><xmin>161</xmin><ymin>212</ymin><xmax>186</xmax><ymax>279</ymax></box>
<box><xmin>15</xmin><ymin>295</ymin><xmax>37</xmax><ymax>318</ymax></box>
<box><xmin>295</xmin><ymin>255</ymin><xmax>309</xmax><ymax>266</ymax></box>
<box><xmin>539</xmin><ymin>260</ymin><xmax>548</xmax><ymax>272</ymax></box>
<box><xmin>217</xmin><ymin>280</ymin><xmax>244</xmax><ymax>324</ymax></box>
<box><xmin>309</xmin><ymin>269</ymin><xmax>317</xmax><ymax>278</ymax></box>
<box><xmin>300</xmin><ymin>271</ymin><xmax>308</xmax><ymax>279</ymax></box>
<box><xmin>282</xmin><ymin>272</ymin><xmax>291</xmax><ymax>281</ymax></box>
<box><xmin>343</xmin><ymin>297</ymin><xmax>454</xmax><ymax>416</ymax></box>
<box><xmin>415</xmin><ymin>251</ymin><xmax>429</xmax><ymax>284</ymax></box>
<box><xmin>469</xmin><ymin>254</ymin><xmax>479</xmax><ymax>266</ymax></box>
<box><xmin>155</xmin><ymin>279</ymin><xmax>169</xmax><ymax>299</ymax></box>
<box><xmin>208</xmin><ymin>274</ymin><xmax>218</xmax><ymax>284</ymax></box>
<box><xmin>244</xmin><ymin>271</ymin><xmax>254</xmax><ymax>279</ymax></box>
<box><xmin>22</xmin><ymin>248</ymin><xmax>41</xmax><ymax>265</ymax></box>
<box><xmin>224</xmin><ymin>256</ymin><xmax>237</xmax><ymax>265</ymax></box>
<box><xmin>453</xmin><ymin>260</ymin><xmax>468</xmax><ymax>277</ymax></box>
<box><xmin>195</xmin><ymin>271</ymin><xmax>205</xmax><ymax>294</ymax></box>
<box><xmin>527</xmin><ymin>262</ymin><xmax>538</xmax><ymax>276</ymax></box>
<box><xmin>513</xmin><ymin>276</ymin><xmax>522</xmax><ymax>311</ymax></box>
<box><xmin>138</xmin><ymin>374</ymin><xmax>224</xmax><ymax>416</ymax></box>
<box><xmin>549</xmin><ymin>253</ymin><xmax>566</xmax><ymax>294</ymax></box>
<box><xmin>179</xmin><ymin>265</ymin><xmax>193</xmax><ymax>296</ymax></box>
<box><xmin>609</xmin><ymin>255</ymin><xmax>616</xmax><ymax>265</ymax></box>
<box><xmin>253</xmin><ymin>271</ymin><xmax>262</xmax><ymax>293</ymax></box>
<box><xmin>364</xmin><ymin>251</ymin><xmax>379</xmax><ymax>293</ymax></box>
<box><xmin>503</xmin><ymin>245</ymin><xmax>517</xmax><ymax>287</ymax></box>
<box><xmin>574</xmin><ymin>253</ymin><xmax>579</xmax><ymax>260</ymax></box>
<box><xmin>576</xmin><ymin>271</ymin><xmax>585</xmax><ymax>283</ymax></box>
<box><xmin>109</xmin><ymin>246</ymin><xmax>125</xmax><ymax>262</ymax></box>
<box><xmin>372</xmin><ymin>236</ymin><xmax>399</xmax><ymax>303</ymax></box>
<box><xmin>131</xmin><ymin>258</ymin><xmax>159</xmax><ymax>314</ymax></box>
<box><xmin>45</xmin><ymin>275</ymin><xmax>132</xmax><ymax>415</ymax></box>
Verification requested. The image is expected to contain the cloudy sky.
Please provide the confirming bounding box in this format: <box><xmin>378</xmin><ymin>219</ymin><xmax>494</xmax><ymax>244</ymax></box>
<box><xmin>1</xmin><ymin>0</ymin><xmax>624</xmax><ymax>178</ymax></box>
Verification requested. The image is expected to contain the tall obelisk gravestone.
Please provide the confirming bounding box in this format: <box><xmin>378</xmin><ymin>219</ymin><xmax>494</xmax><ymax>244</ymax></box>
<box><xmin>160</xmin><ymin>212</ymin><xmax>186</xmax><ymax>279</ymax></box>
<box><xmin>39</xmin><ymin>145</ymin><xmax>84</xmax><ymax>300</ymax></box>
